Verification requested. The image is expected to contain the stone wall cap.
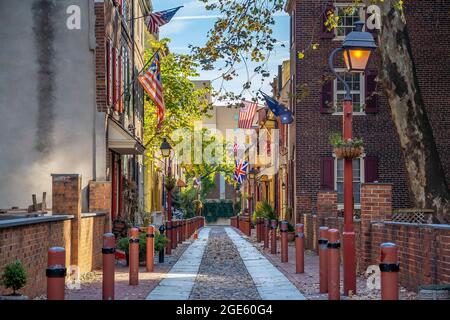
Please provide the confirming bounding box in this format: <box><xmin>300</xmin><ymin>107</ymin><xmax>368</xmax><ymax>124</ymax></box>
<box><xmin>384</xmin><ymin>221</ymin><xmax>450</xmax><ymax>230</ymax></box>
<box><xmin>0</xmin><ymin>215</ymin><xmax>74</xmax><ymax>229</ymax></box>
<box><xmin>51</xmin><ymin>173</ymin><xmax>80</xmax><ymax>177</ymax></box>
<box><xmin>362</xmin><ymin>182</ymin><xmax>394</xmax><ymax>185</ymax></box>
<box><xmin>81</xmin><ymin>212</ymin><xmax>107</xmax><ymax>218</ymax></box>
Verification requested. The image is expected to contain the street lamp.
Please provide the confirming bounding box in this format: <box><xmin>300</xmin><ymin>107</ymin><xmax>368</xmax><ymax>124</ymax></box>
<box><xmin>160</xmin><ymin>138</ymin><xmax>172</xmax><ymax>158</ymax></box>
<box><xmin>342</xmin><ymin>22</ymin><xmax>377</xmax><ymax>72</ymax></box>
<box><xmin>328</xmin><ymin>21</ymin><xmax>376</xmax><ymax>296</ymax></box>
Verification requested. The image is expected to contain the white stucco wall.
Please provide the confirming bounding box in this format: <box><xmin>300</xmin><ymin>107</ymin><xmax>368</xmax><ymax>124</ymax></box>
<box><xmin>0</xmin><ymin>0</ymin><xmax>103</xmax><ymax>211</ymax></box>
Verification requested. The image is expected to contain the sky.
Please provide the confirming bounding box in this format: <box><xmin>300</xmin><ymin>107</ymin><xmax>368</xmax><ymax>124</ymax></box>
<box><xmin>152</xmin><ymin>0</ymin><xmax>290</xmax><ymax>104</ymax></box>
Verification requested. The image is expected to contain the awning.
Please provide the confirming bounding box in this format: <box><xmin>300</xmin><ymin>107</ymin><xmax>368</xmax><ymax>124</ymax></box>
<box><xmin>108</xmin><ymin>118</ymin><xmax>145</xmax><ymax>155</ymax></box>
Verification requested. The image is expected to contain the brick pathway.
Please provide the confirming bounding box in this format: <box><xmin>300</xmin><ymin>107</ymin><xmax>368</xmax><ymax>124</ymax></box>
<box><xmin>245</xmin><ymin>228</ymin><xmax>418</xmax><ymax>300</ymax></box>
<box><xmin>60</xmin><ymin>240</ymin><xmax>191</xmax><ymax>300</ymax></box>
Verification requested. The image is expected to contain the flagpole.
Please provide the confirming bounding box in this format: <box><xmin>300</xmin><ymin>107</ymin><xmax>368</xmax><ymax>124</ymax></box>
<box><xmin>126</xmin><ymin>6</ymin><xmax>184</xmax><ymax>23</ymax></box>
<box><xmin>110</xmin><ymin>48</ymin><xmax>161</xmax><ymax>113</ymax></box>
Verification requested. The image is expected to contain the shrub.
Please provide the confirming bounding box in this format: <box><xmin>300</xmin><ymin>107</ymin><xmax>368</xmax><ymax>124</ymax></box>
<box><xmin>287</xmin><ymin>222</ymin><xmax>295</xmax><ymax>232</ymax></box>
<box><xmin>254</xmin><ymin>201</ymin><xmax>276</xmax><ymax>220</ymax></box>
<box><xmin>117</xmin><ymin>231</ymin><xmax>169</xmax><ymax>254</ymax></box>
<box><xmin>1</xmin><ymin>260</ymin><xmax>27</xmax><ymax>295</ymax></box>
<box><xmin>154</xmin><ymin>233</ymin><xmax>169</xmax><ymax>252</ymax></box>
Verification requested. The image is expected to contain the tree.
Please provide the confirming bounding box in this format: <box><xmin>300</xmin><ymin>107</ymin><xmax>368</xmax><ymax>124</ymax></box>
<box><xmin>375</xmin><ymin>0</ymin><xmax>450</xmax><ymax>223</ymax></box>
<box><xmin>193</xmin><ymin>0</ymin><xmax>450</xmax><ymax>223</ymax></box>
<box><xmin>143</xmin><ymin>39</ymin><xmax>212</xmax><ymax>162</ymax></box>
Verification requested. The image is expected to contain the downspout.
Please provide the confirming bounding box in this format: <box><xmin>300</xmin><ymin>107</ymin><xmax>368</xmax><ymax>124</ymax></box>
<box><xmin>89</xmin><ymin>0</ymin><xmax>97</xmax><ymax>181</ymax></box>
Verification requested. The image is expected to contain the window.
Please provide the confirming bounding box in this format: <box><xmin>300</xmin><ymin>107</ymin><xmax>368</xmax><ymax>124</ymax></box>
<box><xmin>335</xmin><ymin>157</ymin><xmax>364</xmax><ymax>207</ymax></box>
<box><xmin>334</xmin><ymin>4</ymin><xmax>364</xmax><ymax>39</ymax></box>
<box><xmin>333</xmin><ymin>69</ymin><xmax>365</xmax><ymax>113</ymax></box>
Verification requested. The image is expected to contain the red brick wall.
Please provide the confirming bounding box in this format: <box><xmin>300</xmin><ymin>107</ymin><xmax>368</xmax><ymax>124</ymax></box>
<box><xmin>288</xmin><ymin>0</ymin><xmax>413</xmax><ymax>215</ymax></box>
<box><xmin>88</xmin><ymin>181</ymin><xmax>111</xmax><ymax>214</ymax></box>
<box><xmin>78</xmin><ymin>215</ymin><xmax>106</xmax><ymax>274</ymax></box>
<box><xmin>302</xmin><ymin>182</ymin><xmax>450</xmax><ymax>292</ymax></box>
<box><xmin>0</xmin><ymin>219</ymin><xmax>72</xmax><ymax>298</ymax></box>
<box><xmin>52</xmin><ymin>174</ymin><xmax>82</xmax><ymax>266</ymax></box>
<box><xmin>317</xmin><ymin>190</ymin><xmax>337</xmax><ymax>218</ymax></box>
<box><xmin>368</xmin><ymin>222</ymin><xmax>450</xmax><ymax>291</ymax></box>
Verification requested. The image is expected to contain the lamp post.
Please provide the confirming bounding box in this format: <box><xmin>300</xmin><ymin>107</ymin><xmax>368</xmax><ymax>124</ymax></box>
<box><xmin>328</xmin><ymin>21</ymin><xmax>377</xmax><ymax>296</ymax></box>
<box><xmin>193</xmin><ymin>177</ymin><xmax>201</xmax><ymax>216</ymax></box>
<box><xmin>160</xmin><ymin>138</ymin><xmax>173</xmax><ymax>221</ymax></box>
<box><xmin>248</xmin><ymin>168</ymin><xmax>258</xmax><ymax>215</ymax></box>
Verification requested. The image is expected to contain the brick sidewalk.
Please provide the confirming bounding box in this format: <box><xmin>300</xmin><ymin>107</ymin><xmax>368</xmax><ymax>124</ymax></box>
<box><xmin>58</xmin><ymin>241</ymin><xmax>191</xmax><ymax>300</ymax></box>
<box><xmin>245</xmin><ymin>228</ymin><xmax>417</xmax><ymax>300</ymax></box>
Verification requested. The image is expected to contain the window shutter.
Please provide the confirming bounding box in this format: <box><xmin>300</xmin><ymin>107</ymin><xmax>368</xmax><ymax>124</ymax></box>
<box><xmin>118</xmin><ymin>52</ymin><xmax>123</xmax><ymax>113</ymax></box>
<box><xmin>320</xmin><ymin>77</ymin><xmax>334</xmax><ymax>114</ymax></box>
<box><xmin>365</xmin><ymin>69</ymin><xmax>379</xmax><ymax>114</ymax></box>
<box><xmin>107</xmin><ymin>40</ymin><xmax>113</xmax><ymax>106</ymax></box>
<box><xmin>320</xmin><ymin>157</ymin><xmax>335</xmax><ymax>190</ymax></box>
<box><xmin>320</xmin><ymin>4</ymin><xmax>336</xmax><ymax>39</ymax></box>
<box><xmin>364</xmin><ymin>156</ymin><xmax>379</xmax><ymax>183</ymax></box>
<box><xmin>112</xmin><ymin>47</ymin><xmax>118</xmax><ymax>111</ymax></box>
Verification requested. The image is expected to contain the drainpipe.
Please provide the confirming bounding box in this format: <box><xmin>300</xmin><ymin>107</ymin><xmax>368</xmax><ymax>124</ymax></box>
<box><xmin>89</xmin><ymin>0</ymin><xmax>97</xmax><ymax>181</ymax></box>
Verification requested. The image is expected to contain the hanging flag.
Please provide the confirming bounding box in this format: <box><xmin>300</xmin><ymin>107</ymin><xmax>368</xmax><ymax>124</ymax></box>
<box><xmin>238</xmin><ymin>100</ymin><xmax>258</xmax><ymax>129</ymax></box>
<box><xmin>145</xmin><ymin>6</ymin><xmax>183</xmax><ymax>34</ymax></box>
<box><xmin>138</xmin><ymin>52</ymin><xmax>165</xmax><ymax>129</ymax></box>
<box><xmin>260</xmin><ymin>90</ymin><xmax>282</xmax><ymax>116</ymax></box>
<box><xmin>234</xmin><ymin>159</ymin><xmax>249</xmax><ymax>184</ymax></box>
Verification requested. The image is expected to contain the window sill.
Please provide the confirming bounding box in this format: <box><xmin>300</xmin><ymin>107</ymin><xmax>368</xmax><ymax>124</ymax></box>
<box><xmin>338</xmin><ymin>204</ymin><xmax>361</xmax><ymax>211</ymax></box>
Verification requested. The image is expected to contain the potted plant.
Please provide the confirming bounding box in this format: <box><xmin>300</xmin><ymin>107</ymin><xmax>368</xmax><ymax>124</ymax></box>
<box><xmin>254</xmin><ymin>201</ymin><xmax>276</xmax><ymax>221</ymax></box>
<box><xmin>165</xmin><ymin>176</ymin><xmax>176</xmax><ymax>191</ymax></box>
<box><xmin>117</xmin><ymin>232</ymin><xmax>146</xmax><ymax>266</ymax></box>
<box><xmin>0</xmin><ymin>260</ymin><xmax>28</xmax><ymax>300</ymax></box>
<box><xmin>329</xmin><ymin>132</ymin><xmax>364</xmax><ymax>159</ymax></box>
<box><xmin>154</xmin><ymin>232</ymin><xmax>169</xmax><ymax>263</ymax></box>
<box><xmin>287</xmin><ymin>223</ymin><xmax>296</xmax><ymax>242</ymax></box>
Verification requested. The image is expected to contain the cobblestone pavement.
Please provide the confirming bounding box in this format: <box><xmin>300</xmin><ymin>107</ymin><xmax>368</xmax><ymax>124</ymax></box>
<box><xmin>246</xmin><ymin>228</ymin><xmax>418</xmax><ymax>300</ymax></box>
<box><xmin>189</xmin><ymin>227</ymin><xmax>261</xmax><ymax>300</ymax></box>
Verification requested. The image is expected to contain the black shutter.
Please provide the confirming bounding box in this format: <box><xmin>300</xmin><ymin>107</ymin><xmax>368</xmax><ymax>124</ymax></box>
<box><xmin>364</xmin><ymin>156</ymin><xmax>379</xmax><ymax>183</ymax></box>
<box><xmin>320</xmin><ymin>4</ymin><xmax>336</xmax><ymax>39</ymax></box>
<box><xmin>320</xmin><ymin>157</ymin><xmax>335</xmax><ymax>190</ymax></box>
<box><xmin>320</xmin><ymin>77</ymin><xmax>334</xmax><ymax>114</ymax></box>
<box><xmin>365</xmin><ymin>70</ymin><xmax>379</xmax><ymax>114</ymax></box>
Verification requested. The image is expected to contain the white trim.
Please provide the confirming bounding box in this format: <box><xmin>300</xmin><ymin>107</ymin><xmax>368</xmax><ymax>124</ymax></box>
<box><xmin>333</xmin><ymin>154</ymin><xmax>365</xmax><ymax>206</ymax></box>
<box><xmin>332</xmin><ymin>68</ymin><xmax>365</xmax><ymax>114</ymax></box>
<box><xmin>333</xmin><ymin>3</ymin><xmax>365</xmax><ymax>41</ymax></box>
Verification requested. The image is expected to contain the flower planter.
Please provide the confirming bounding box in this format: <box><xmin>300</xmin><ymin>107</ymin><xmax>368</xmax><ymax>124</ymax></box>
<box><xmin>287</xmin><ymin>231</ymin><xmax>295</xmax><ymax>242</ymax></box>
<box><xmin>333</xmin><ymin>146</ymin><xmax>364</xmax><ymax>159</ymax></box>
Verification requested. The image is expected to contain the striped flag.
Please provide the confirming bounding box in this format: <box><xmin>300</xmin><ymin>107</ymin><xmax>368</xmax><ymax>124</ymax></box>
<box><xmin>234</xmin><ymin>159</ymin><xmax>249</xmax><ymax>184</ymax></box>
<box><xmin>138</xmin><ymin>52</ymin><xmax>165</xmax><ymax>129</ymax></box>
<box><xmin>145</xmin><ymin>6</ymin><xmax>183</xmax><ymax>34</ymax></box>
<box><xmin>238</xmin><ymin>100</ymin><xmax>258</xmax><ymax>129</ymax></box>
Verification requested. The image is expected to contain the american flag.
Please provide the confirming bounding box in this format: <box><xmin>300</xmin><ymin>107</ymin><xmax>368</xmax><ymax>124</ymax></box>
<box><xmin>145</xmin><ymin>6</ymin><xmax>182</xmax><ymax>34</ymax></box>
<box><xmin>234</xmin><ymin>159</ymin><xmax>249</xmax><ymax>184</ymax></box>
<box><xmin>138</xmin><ymin>52</ymin><xmax>165</xmax><ymax>129</ymax></box>
<box><xmin>238</xmin><ymin>100</ymin><xmax>258</xmax><ymax>129</ymax></box>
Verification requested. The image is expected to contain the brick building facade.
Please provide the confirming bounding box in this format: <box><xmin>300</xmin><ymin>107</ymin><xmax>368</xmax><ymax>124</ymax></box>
<box><xmin>285</xmin><ymin>0</ymin><xmax>450</xmax><ymax>216</ymax></box>
<box><xmin>95</xmin><ymin>0</ymin><xmax>151</xmax><ymax>222</ymax></box>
